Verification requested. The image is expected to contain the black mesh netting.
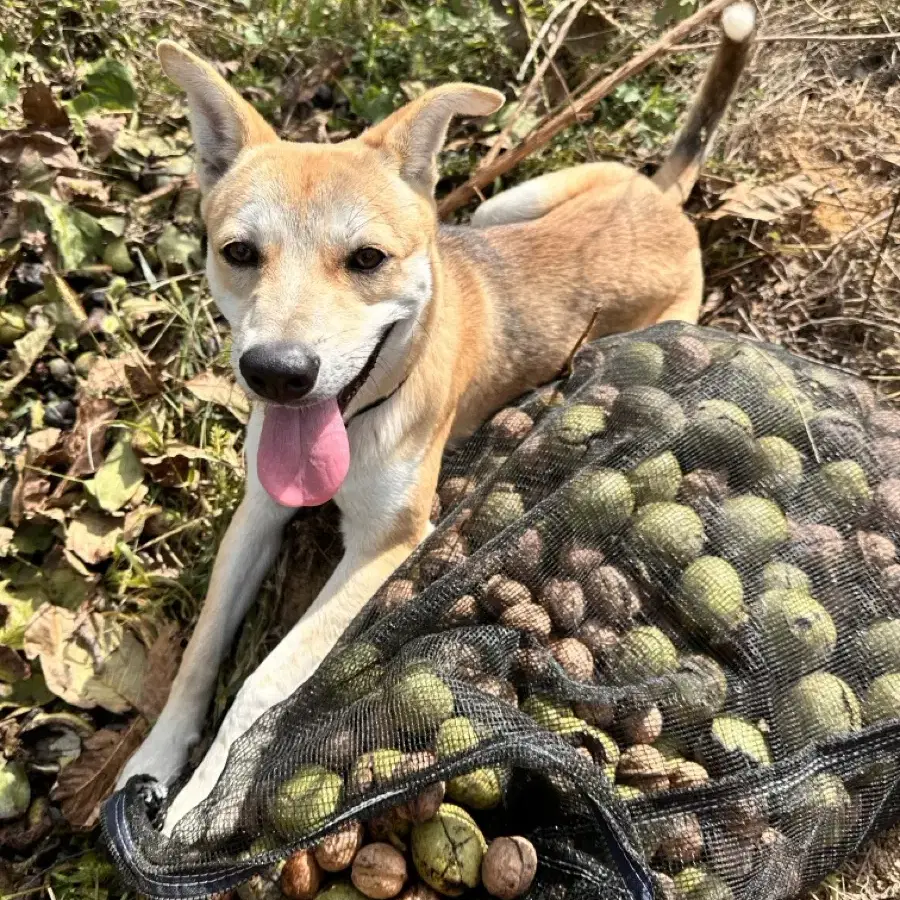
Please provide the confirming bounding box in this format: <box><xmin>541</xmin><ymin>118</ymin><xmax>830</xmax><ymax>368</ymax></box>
<box><xmin>104</xmin><ymin>322</ymin><xmax>900</xmax><ymax>900</ymax></box>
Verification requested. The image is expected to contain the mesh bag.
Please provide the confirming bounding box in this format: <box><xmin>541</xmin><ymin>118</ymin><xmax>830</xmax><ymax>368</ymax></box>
<box><xmin>104</xmin><ymin>322</ymin><xmax>900</xmax><ymax>900</ymax></box>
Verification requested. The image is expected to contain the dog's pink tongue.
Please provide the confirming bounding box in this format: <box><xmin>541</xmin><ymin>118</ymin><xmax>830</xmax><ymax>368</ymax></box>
<box><xmin>258</xmin><ymin>399</ymin><xmax>350</xmax><ymax>507</ymax></box>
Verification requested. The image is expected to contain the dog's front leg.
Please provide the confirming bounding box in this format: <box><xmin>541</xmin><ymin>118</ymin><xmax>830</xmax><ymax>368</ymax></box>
<box><xmin>161</xmin><ymin>429</ymin><xmax>448</xmax><ymax>834</ymax></box>
<box><xmin>118</xmin><ymin>407</ymin><xmax>295</xmax><ymax>790</ymax></box>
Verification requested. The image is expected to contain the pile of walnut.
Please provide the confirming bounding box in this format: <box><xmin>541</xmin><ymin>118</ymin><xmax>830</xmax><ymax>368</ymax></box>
<box><xmin>238</xmin><ymin>794</ymin><xmax>536</xmax><ymax>900</ymax></box>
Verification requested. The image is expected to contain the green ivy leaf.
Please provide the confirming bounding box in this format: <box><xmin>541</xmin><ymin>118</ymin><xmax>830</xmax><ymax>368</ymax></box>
<box><xmin>87</xmin><ymin>440</ymin><xmax>144</xmax><ymax>513</ymax></box>
<box><xmin>69</xmin><ymin>58</ymin><xmax>137</xmax><ymax>116</ymax></box>
<box><xmin>17</xmin><ymin>191</ymin><xmax>104</xmax><ymax>272</ymax></box>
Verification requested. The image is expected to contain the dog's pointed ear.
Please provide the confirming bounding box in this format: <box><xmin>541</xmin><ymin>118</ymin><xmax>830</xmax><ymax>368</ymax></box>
<box><xmin>361</xmin><ymin>84</ymin><xmax>504</xmax><ymax>196</ymax></box>
<box><xmin>157</xmin><ymin>41</ymin><xmax>277</xmax><ymax>193</ymax></box>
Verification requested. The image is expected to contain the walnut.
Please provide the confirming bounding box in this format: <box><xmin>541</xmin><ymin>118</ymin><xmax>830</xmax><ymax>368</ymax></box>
<box><xmin>352</xmin><ymin>842</ymin><xmax>408</xmax><ymax>899</ymax></box>
<box><xmin>280</xmin><ymin>850</ymin><xmax>322</xmax><ymax>900</ymax></box>
<box><xmin>540</xmin><ymin>579</ymin><xmax>585</xmax><ymax>632</ymax></box>
<box><xmin>315</xmin><ymin>822</ymin><xmax>364</xmax><ymax>872</ymax></box>
<box><xmin>618</xmin><ymin>706</ymin><xmax>663</xmax><ymax>745</ymax></box>
<box><xmin>481</xmin><ymin>836</ymin><xmax>538</xmax><ymax>899</ymax></box>
<box><xmin>378</xmin><ymin>579</ymin><xmax>416</xmax><ymax>614</ymax></box>
<box><xmin>500</xmin><ymin>602</ymin><xmax>552</xmax><ymax>641</ymax></box>
<box><xmin>485</xmin><ymin>575</ymin><xmax>532</xmax><ymax>613</ymax></box>
<box><xmin>549</xmin><ymin>638</ymin><xmax>594</xmax><ymax>681</ymax></box>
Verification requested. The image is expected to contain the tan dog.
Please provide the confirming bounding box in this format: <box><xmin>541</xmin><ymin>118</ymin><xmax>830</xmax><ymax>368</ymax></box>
<box><xmin>117</xmin><ymin>3</ymin><xmax>756</xmax><ymax>830</ymax></box>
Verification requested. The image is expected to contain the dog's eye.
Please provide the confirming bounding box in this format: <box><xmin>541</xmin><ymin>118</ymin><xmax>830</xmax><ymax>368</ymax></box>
<box><xmin>347</xmin><ymin>247</ymin><xmax>386</xmax><ymax>272</ymax></box>
<box><xmin>221</xmin><ymin>241</ymin><xmax>260</xmax><ymax>268</ymax></box>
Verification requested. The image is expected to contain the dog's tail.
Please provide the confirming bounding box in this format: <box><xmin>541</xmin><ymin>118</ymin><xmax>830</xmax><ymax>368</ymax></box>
<box><xmin>652</xmin><ymin>1</ymin><xmax>756</xmax><ymax>204</ymax></box>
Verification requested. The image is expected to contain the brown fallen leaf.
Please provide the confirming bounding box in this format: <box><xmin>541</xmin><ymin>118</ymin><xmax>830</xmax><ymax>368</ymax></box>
<box><xmin>79</xmin><ymin>350</ymin><xmax>160</xmax><ymax>400</ymax></box>
<box><xmin>140</xmin><ymin>441</ymin><xmax>221</xmax><ymax>486</ymax></box>
<box><xmin>0</xmin><ymin>796</ymin><xmax>54</xmax><ymax>849</ymax></box>
<box><xmin>21</xmin><ymin>82</ymin><xmax>70</xmax><ymax>130</ymax></box>
<box><xmin>84</xmin><ymin>115</ymin><xmax>125</xmax><ymax>162</ymax></box>
<box><xmin>54</xmin><ymin>177</ymin><xmax>110</xmax><ymax>205</ymax></box>
<box><xmin>58</xmin><ymin>396</ymin><xmax>118</xmax><ymax>483</ymax></box>
<box><xmin>0</xmin><ymin>131</ymin><xmax>79</xmax><ymax>171</ymax></box>
<box><xmin>0</xmin><ymin>645</ymin><xmax>30</xmax><ymax>682</ymax></box>
<box><xmin>23</xmin><ymin>605</ymin><xmax>146</xmax><ymax>712</ymax></box>
<box><xmin>9</xmin><ymin>428</ymin><xmax>65</xmax><ymax>526</ymax></box>
<box><xmin>51</xmin><ymin>622</ymin><xmax>181</xmax><ymax>827</ymax></box>
<box><xmin>52</xmin><ymin>719</ymin><xmax>147</xmax><ymax>829</ymax></box>
<box><xmin>0</xmin><ymin>321</ymin><xmax>54</xmax><ymax>401</ymax></box>
<box><xmin>703</xmin><ymin>173</ymin><xmax>818</xmax><ymax>223</ymax></box>
<box><xmin>65</xmin><ymin>509</ymin><xmax>123</xmax><ymax>564</ymax></box>
<box><xmin>185</xmin><ymin>370</ymin><xmax>250</xmax><ymax>424</ymax></box>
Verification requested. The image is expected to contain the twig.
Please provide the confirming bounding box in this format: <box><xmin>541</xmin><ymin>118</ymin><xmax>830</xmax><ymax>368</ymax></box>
<box><xmin>482</xmin><ymin>0</ymin><xmax>591</xmax><ymax>169</ymax></box>
<box><xmin>861</xmin><ymin>187</ymin><xmax>900</xmax><ymax>321</ymax></box>
<box><xmin>674</xmin><ymin>31</ymin><xmax>900</xmax><ymax>50</ymax></box>
<box><xmin>438</xmin><ymin>0</ymin><xmax>734</xmax><ymax>218</ymax></box>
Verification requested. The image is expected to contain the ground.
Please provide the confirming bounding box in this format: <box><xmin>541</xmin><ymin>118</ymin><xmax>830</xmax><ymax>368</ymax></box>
<box><xmin>0</xmin><ymin>0</ymin><xmax>898</xmax><ymax>897</ymax></box>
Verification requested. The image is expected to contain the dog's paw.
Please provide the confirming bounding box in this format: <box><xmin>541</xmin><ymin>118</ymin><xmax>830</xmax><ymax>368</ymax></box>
<box><xmin>124</xmin><ymin>775</ymin><xmax>169</xmax><ymax>825</ymax></box>
<box><xmin>116</xmin><ymin>726</ymin><xmax>198</xmax><ymax>792</ymax></box>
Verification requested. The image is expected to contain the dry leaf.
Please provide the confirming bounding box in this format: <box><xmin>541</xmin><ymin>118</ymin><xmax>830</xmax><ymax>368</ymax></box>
<box><xmin>23</xmin><ymin>605</ymin><xmax>146</xmax><ymax>713</ymax></box>
<box><xmin>89</xmin><ymin>440</ymin><xmax>144</xmax><ymax>512</ymax></box>
<box><xmin>53</xmin><ymin>177</ymin><xmax>110</xmax><ymax>205</ymax></box>
<box><xmin>0</xmin><ymin>581</ymin><xmax>38</xmax><ymax>649</ymax></box>
<box><xmin>0</xmin><ymin>131</ymin><xmax>79</xmax><ymax>171</ymax></box>
<box><xmin>136</xmin><ymin>622</ymin><xmax>181</xmax><ymax>723</ymax></box>
<box><xmin>21</xmin><ymin>82</ymin><xmax>70</xmax><ymax>130</ymax></box>
<box><xmin>703</xmin><ymin>174</ymin><xmax>818</xmax><ymax>223</ymax></box>
<box><xmin>79</xmin><ymin>350</ymin><xmax>160</xmax><ymax>400</ymax></box>
<box><xmin>59</xmin><ymin>397</ymin><xmax>118</xmax><ymax>481</ymax></box>
<box><xmin>0</xmin><ymin>322</ymin><xmax>54</xmax><ymax>401</ymax></box>
<box><xmin>0</xmin><ymin>645</ymin><xmax>30</xmax><ymax>682</ymax></box>
<box><xmin>84</xmin><ymin>115</ymin><xmax>125</xmax><ymax>162</ymax></box>
<box><xmin>140</xmin><ymin>441</ymin><xmax>221</xmax><ymax>486</ymax></box>
<box><xmin>185</xmin><ymin>371</ymin><xmax>250</xmax><ymax>424</ymax></box>
<box><xmin>65</xmin><ymin>510</ymin><xmax>122</xmax><ymax>564</ymax></box>
<box><xmin>52</xmin><ymin>719</ymin><xmax>147</xmax><ymax>829</ymax></box>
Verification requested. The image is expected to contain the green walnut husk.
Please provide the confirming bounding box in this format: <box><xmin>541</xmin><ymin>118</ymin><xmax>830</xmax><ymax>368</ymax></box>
<box><xmin>789</xmin><ymin>773</ymin><xmax>851</xmax><ymax>846</ymax></box>
<box><xmin>716</xmin><ymin>495</ymin><xmax>788</xmax><ymax>566</ymax></box>
<box><xmin>391</xmin><ymin>664</ymin><xmax>455</xmax><ymax>732</ymax></box>
<box><xmin>679</xmin><ymin>400</ymin><xmax>755</xmax><ymax>474</ymax></box>
<box><xmin>315</xmin><ymin>882</ymin><xmax>368</xmax><ymax>900</ymax></box>
<box><xmin>753</xmin><ymin>385</ymin><xmax>815</xmax><ymax>443</ymax></box>
<box><xmin>860</xmin><ymin>620</ymin><xmax>900</xmax><ymax>676</ymax></box>
<box><xmin>611</xmin><ymin>386</ymin><xmax>687</xmax><ymax>437</ymax></box>
<box><xmin>673</xmin><ymin>866</ymin><xmax>734</xmax><ymax>900</ymax></box>
<box><xmin>350</xmin><ymin>749</ymin><xmax>403</xmax><ymax>793</ymax></box>
<box><xmin>752</xmin><ymin>436</ymin><xmax>804</xmax><ymax>501</ymax></box>
<box><xmin>0</xmin><ymin>760</ymin><xmax>30</xmax><ymax>821</ymax></box>
<box><xmin>435</xmin><ymin>718</ymin><xmax>503</xmax><ymax>809</ymax></box>
<box><xmin>729</xmin><ymin>347</ymin><xmax>797</xmax><ymax>391</ymax></box>
<box><xmin>521</xmin><ymin>696</ymin><xmax>581</xmax><ymax>735</ymax></box>
<box><xmin>814</xmin><ymin>460</ymin><xmax>872</xmax><ymax>516</ymax></box>
<box><xmin>468</xmin><ymin>489</ymin><xmax>524</xmax><ymax>547</ymax></box>
<box><xmin>411</xmin><ymin>803</ymin><xmax>487</xmax><ymax>896</ymax></box>
<box><xmin>604</xmin><ymin>341</ymin><xmax>665</xmax><ymax>387</ymax></box>
<box><xmin>762</xmin><ymin>562</ymin><xmax>811</xmax><ymax>594</ymax></box>
<box><xmin>779</xmin><ymin>672</ymin><xmax>861</xmax><ymax>752</ymax></box>
<box><xmin>631</xmin><ymin>502</ymin><xmax>705</xmax><ymax>566</ymax></box>
<box><xmin>614</xmin><ymin>627</ymin><xmax>679</xmax><ymax>684</ymax></box>
<box><xmin>863</xmin><ymin>674</ymin><xmax>900</xmax><ymax>724</ymax></box>
<box><xmin>271</xmin><ymin>765</ymin><xmax>343</xmax><ymax>834</ymax></box>
<box><xmin>565</xmin><ymin>469</ymin><xmax>634</xmax><ymax>532</ymax></box>
<box><xmin>663</xmin><ymin>655</ymin><xmax>728</xmax><ymax>725</ymax></box>
<box><xmin>318</xmin><ymin>642</ymin><xmax>383</xmax><ymax>703</ymax></box>
<box><xmin>679</xmin><ymin>556</ymin><xmax>747</xmax><ymax>638</ymax></box>
<box><xmin>552</xmin><ymin>404</ymin><xmax>607</xmax><ymax>445</ymax></box>
<box><xmin>709</xmin><ymin>716</ymin><xmax>772</xmax><ymax>767</ymax></box>
<box><xmin>757</xmin><ymin>589</ymin><xmax>836</xmax><ymax>675</ymax></box>
<box><xmin>628</xmin><ymin>452</ymin><xmax>683</xmax><ymax>505</ymax></box>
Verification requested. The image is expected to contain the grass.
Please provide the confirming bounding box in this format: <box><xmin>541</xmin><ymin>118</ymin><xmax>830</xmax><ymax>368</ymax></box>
<box><xmin>0</xmin><ymin>0</ymin><xmax>898</xmax><ymax>898</ymax></box>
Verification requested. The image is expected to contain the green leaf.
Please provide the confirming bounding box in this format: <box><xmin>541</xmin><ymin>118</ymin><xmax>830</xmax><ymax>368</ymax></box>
<box><xmin>69</xmin><ymin>58</ymin><xmax>137</xmax><ymax>116</ymax></box>
<box><xmin>0</xmin><ymin>320</ymin><xmax>54</xmax><ymax>401</ymax></box>
<box><xmin>17</xmin><ymin>191</ymin><xmax>104</xmax><ymax>271</ymax></box>
<box><xmin>0</xmin><ymin>581</ymin><xmax>37</xmax><ymax>650</ymax></box>
<box><xmin>155</xmin><ymin>224</ymin><xmax>203</xmax><ymax>272</ymax></box>
<box><xmin>88</xmin><ymin>440</ymin><xmax>144</xmax><ymax>513</ymax></box>
<box><xmin>654</xmin><ymin>0</ymin><xmax>697</xmax><ymax>27</ymax></box>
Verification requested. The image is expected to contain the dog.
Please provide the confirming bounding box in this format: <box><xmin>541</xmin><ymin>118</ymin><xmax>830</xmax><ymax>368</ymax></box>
<box><xmin>117</xmin><ymin>3</ymin><xmax>756</xmax><ymax>831</ymax></box>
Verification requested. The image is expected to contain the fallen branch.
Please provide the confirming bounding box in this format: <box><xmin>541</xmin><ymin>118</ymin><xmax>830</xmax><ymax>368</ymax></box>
<box><xmin>437</xmin><ymin>0</ymin><xmax>735</xmax><ymax>219</ymax></box>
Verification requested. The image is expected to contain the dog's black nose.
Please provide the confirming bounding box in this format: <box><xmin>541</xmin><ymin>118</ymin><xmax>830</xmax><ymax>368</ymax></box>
<box><xmin>239</xmin><ymin>342</ymin><xmax>320</xmax><ymax>404</ymax></box>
